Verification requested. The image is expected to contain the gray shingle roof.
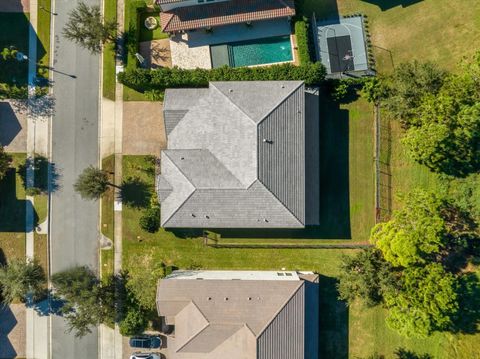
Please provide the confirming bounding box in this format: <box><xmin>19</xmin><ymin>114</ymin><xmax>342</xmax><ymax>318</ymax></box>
<box><xmin>159</xmin><ymin>81</ymin><xmax>306</xmax><ymax>228</ymax></box>
<box><xmin>157</xmin><ymin>270</ymin><xmax>305</xmax><ymax>359</ymax></box>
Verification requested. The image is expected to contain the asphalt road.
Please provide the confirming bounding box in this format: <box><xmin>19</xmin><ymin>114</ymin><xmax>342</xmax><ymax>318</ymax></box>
<box><xmin>50</xmin><ymin>0</ymin><xmax>101</xmax><ymax>357</ymax></box>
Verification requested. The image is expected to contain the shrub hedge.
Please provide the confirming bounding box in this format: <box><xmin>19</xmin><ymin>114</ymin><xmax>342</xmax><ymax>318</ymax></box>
<box><xmin>294</xmin><ymin>20</ymin><xmax>312</xmax><ymax>64</ymax></box>
<box><xmin>0</xmin><ymin>83</ymin><xmax>28</xmax><ymax>99</ymax></box>
<box><xmin>118</xmin><ymin>62</ymin><xmax>326</xmax><ymax>92</ymax></box>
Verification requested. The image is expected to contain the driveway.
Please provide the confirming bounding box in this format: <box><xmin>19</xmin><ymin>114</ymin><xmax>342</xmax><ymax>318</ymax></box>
<box><xmin>0</xmin><ymin>101</ymin><xmax>27</xmax><ymax>152</ymax></box>
<box><xmin>123</xmin><ymin>102</ymin><xmax>167</xmax><ymax>156</ymax></box>
<box><xmin>0</xmin><ymin>304</ymin><xmax>26</xmax><ymax>359</ymax></box>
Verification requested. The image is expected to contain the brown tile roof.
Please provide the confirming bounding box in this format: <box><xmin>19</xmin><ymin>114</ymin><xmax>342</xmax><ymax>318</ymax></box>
<box><xmin>160</xmin><ymin>0</ymin><xmax>296</xmax><ymax>33</ymax></box>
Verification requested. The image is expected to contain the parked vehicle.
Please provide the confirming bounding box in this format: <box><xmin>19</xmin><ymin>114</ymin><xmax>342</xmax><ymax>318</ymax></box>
<box><xmin>129</xmin><ymin>353</ymin><xmax>161</xmax><ymax>359</ymax></box>
<box><xmin>129</xmin><ymin>335</ymin><xmax>162</xmax><ymax>349</ymax></box>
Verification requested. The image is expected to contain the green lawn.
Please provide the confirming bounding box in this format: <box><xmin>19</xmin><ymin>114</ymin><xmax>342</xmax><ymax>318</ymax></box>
<box><xmin>0</xmin><ymin>153</ymin><xmax>27</xmax><ymax>263</ymax></box>
<box><xmin>103</xmin><ymin>0</ymin><xmax>117</xmax><ymax>100</ymax></box>
<box><xmin>139</xmin><ymin>12</ymin><xmax>168</xmax><ymax>42</ymax></box>
<box><xmin>101</xmin><ymin>248</ymin><xmax>114</xmax><ymax>282</ymax></box>
<box><xmin>36</xmin><ymin>0</ymin><xmax>51</xmax><ymax>81</ymax></box>
<box><xmin>101</xmin><ymin>155</ymin><xmax>115</xmax><ymax>240</ymax></box>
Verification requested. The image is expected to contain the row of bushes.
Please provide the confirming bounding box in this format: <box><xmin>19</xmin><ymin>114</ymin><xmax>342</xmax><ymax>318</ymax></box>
<box><xmin>0</xmin><ymin>83</ymin><xmax>28</xmax><ymax>100</ymax></box>
<box><xmin>294</xmin><ymin>20</ymin><xmax>313</xmax><ymax>65</ymax></box>
<box><xmin>125</xmin><ymin>1</ymin><xmax>147</xmax><ymax>70</ymax></box>
<box><xmin>118</xmin><ymin>62</ymin><xmax>326</xmax><ymax>92</ymax></box>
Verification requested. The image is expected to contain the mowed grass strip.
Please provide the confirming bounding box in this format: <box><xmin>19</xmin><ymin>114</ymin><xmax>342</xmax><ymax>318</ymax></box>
<box><xmin>37</xmin><ymin>0</ymin><xmax>51</xmax><ymax>80</ymax></box>
<box><xmin>103</xmin><ymin>0</ymin><xmax>117</xmax><ymax>100</ymax></box>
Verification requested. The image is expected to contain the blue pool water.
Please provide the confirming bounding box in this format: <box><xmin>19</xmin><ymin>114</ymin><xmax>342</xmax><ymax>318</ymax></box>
<box><xmin>210</xmin><ymin>35</ymin><xmax>293</xmax><ymax>68</ymax></box>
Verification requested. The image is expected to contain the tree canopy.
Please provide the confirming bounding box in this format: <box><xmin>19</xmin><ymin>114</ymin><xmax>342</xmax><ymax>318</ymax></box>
<box><xmin>384</xmin><ymin>264</ymin><xmax>459</xmax><ymax>338</ymax></box>
<box><xmin>337</xmin><ymin>248</ymin><xmax>398</xmax><ymax>307</ymax></box>
<box><xmin>0</xmin><ymin>145</ymin><xmax>12</xmax><ymax>180</ymax></box>
<box><xmin>0</xmin><ymin>259</ymin><xmax>46</xmax><ymax>305</ymax></box>
<box><xmin>73</xmin><ymin>166</ymin><xmax>109</xmax><ymax>200</ymax></box>
<box><xmin>63</xmin><ymin>2</ymin><xmax>117</xmax><ymax>54</ymax></box>
<box><xmin>52</xmin><ymin>266</ymin><xmax>115</xmax><ymax>337</ymax></box>
<box><xmin>371</xmin><ymin>190</ymin><xmax>475</xmax><ymax>267</ymax></box>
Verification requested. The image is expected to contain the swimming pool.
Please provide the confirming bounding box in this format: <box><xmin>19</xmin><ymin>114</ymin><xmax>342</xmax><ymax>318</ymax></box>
<box><xmin>210</xmin><ymin>35</ymin><xmax>293</xmax><ymax>68</ymax></box>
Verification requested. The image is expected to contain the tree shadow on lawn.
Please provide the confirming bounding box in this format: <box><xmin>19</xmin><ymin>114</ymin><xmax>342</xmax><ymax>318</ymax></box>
<box><xmin>17</xmin><ymin>155</ymin><xmax>61</xmax><ymax>193</ymax></box>
<box><xmin>120</xmin><ymin>176</ymin><xmax>151</xmax><ymax>209</ymax></box>
<box><xmin>318</xmin><ymin>275</ymin><xmax>349</xmax><ymax>359</ymax></box>
<box><xmin>452</xmin><ymin>272</ymin><xmax>480</xmax><ymax>334</ymax></box>
<box><xmin>359</xmin><ymin>0</ymin><xmax>423</xmax><ymax>11</ymax></box>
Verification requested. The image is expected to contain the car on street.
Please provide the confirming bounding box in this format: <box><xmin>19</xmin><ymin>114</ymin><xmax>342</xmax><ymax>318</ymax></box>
<box><xmin>129</xmin><ymin>335</ymin><xmax>162</xmax><ymax>349</ymax></box>
<box><xmin>129</xmin><ymin>353</ymin><xmax>161</xmax><ymax>359</ymax></box>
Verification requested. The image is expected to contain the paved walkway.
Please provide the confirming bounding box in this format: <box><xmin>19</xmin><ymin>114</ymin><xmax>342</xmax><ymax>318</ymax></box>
<box><xmin>25</xmin><ymin>0</ymin><xmax>50</xmax><ymax>357</ymax></box>
<box><xmin>99</xmin><ymin>0</ymin><xmax>125</xmax><ymax>356</ymax></box>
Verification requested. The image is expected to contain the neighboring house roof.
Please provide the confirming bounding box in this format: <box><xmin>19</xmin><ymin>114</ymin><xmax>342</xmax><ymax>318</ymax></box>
<box><xmin>157</xmin><ymin>270</ymin><xmax>306</xmax><ymax>359</ymax></box>
<box><xmin>159</xmin><ymin>0</ymin><xmax>295</xmax><ymax>33</ymax></box>
<box><xmin>158</xmin><ymin>81</ymin><xmax>306</xmax><ymax>228</ymax></box>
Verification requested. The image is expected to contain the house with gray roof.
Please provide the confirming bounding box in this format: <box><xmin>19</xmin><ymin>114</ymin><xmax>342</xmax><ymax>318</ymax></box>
<box><xmin>156</xmin><ymin>270</ymin><xmax>319</xmax><ymax>359</ymax></box>
<box><xmin>157</xmin><ymin>81</ymin><xmax>320</xmax><ymax>228</ymax></box>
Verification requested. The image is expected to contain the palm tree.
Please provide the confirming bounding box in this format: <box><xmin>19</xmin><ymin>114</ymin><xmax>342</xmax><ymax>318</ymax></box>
<box><xmin>0</xmin><ymin>259</ymin><xmax>46</xmax><ymax>305</ymax></box>
<box><xmin>74</xmin><ymin>165</ymin><xmax>113</xmax><ymax>200</ymax></box>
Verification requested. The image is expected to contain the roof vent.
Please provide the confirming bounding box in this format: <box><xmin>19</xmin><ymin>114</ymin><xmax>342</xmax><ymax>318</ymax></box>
<box><xmin>207</xmin><ymin>297</ymin><xmax>212</xmax><ymax>301</ymax></box>
<box><xmin>281</xmin><ymin>84</ymin><xmax>285</xmax><ymax>88</ymax></box>
<box><xmin>180</xmin><ymin>157</ymin><xmax>185</xmax><ymax>160</ymax></box>
<box><xmin>228</xmin><ymin>89</ymin><xmax>233</xmax><ymax>93</ymax></box>
<box><xmin>191</xmin><ymin>213</ymin><xmax>196</xmax><ymax>217</ymax></box>
<box><xmin>224</xmin><ymin>297</ymin><xmax>229</xmax><ymax>301</ymax></box>
<box><xmin>264</xmin><ymin>218</ymin><xmax>269</xmax><ymax>223</ymax></box>
<box><xmin>247</xmin><ymin>297</ymin><xmax>252</xmax><ymax>301</ymax></box>
<box><xmin>262</xmin><ymin>138</ymin><xmax>273</xmax><ymax>144</ymax></box>
<box><xmin>205</xmin><ymin>215</ymin><xmax>210</xmax><ymax>219</ymax></box>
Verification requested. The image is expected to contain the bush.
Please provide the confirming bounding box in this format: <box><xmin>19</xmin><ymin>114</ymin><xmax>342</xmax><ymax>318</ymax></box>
<box><xmin>119</xmin><ymin>307</ymin><xmax>147</xmax><ymax>336</ymax></box>
<box><xmin>294</xmin><ymin>20</ymin><xmax>312</xmax><ymax>64</ymax></box>
<box><xmin>139</xmin><ymin>206</ymin><xmax>160</xmax><ymax>233</ymax></box>
<box><xmin>118</xmin><ymin>62</ymin><xmax>326</xmax><ymax>92</ymax></box>
<box><xmin>26</xmin><ymin>187</ymin><xmax>42</xmax><ymax>196</ymax></box>
<box><xmin>0</xmin><ymin>83</ymin><xmax>28</xmax><ymax>100</ymax></box>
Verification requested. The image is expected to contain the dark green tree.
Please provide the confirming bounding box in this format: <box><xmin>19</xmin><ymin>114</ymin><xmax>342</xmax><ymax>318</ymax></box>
<box><xmin>384</xmin><ymin>264</ymin><xmax>459</xmax><ymax>338</ymax></box>
<box><xmin>403</xmin><ymin>101</ymin><xmax>480</xmax><ymax>177</ymax></box>
<box><xmin>139</xmin><ymin>207</ymin><xmax>160</xmax><ymax>233</ymax></box>
<box><xmin>52</xmin><ymin>266</ymin><xmax>115</xmax><ymax>337</ymax></box>
<box><xmin>0</xmin><ymin>145</ymin><xmax>12</xmax><ymax>180</ymax></box>
<box><xmin>0</xmin><ymin>259</ymin><xmax>46</xmax><ymax>305</ymax></box>
<box><xmin>371</xmin><ymin>190</ymin><xmax>476</xmax><ymax>267</ymax></box>
<box><xmin>73</xmin><ymin>166</ymin><xmax>110</xmax><ymax>200</ymax></box>
<box><xmin>119</xmin><ymin>306</ymin><xmax>147</xmax><ymax>336</ymax></box>
<box><xmin>382</xmin><ymin>60</ymin><xmax>447</xmax><ymax>127</ymax></box>
<box><xmin>63</xmin><ymin>2</ymin><xmax>117</xmax><ymax>54</ymax></box>
<box><xmin>337</xmin><ymin>248</ymin><xmax>398</xmax><ymax>307</ymax></box>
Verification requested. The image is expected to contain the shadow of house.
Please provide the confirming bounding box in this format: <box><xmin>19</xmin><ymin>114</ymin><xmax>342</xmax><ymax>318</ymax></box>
<box><xmin>0</xmin><ymin>167</ymin><xmax>37</xmax><ymax>232</ymax></box>
<box><xmin>0</xmin><ymin>102</ymin><xmax>23</xmax><ymax>148</ymax></box>
<box><xmin>360</xmin><ymin>0</ymin><xmax>423</xmax><ymax>11</ymax></box>
<box><xmin>318</xmin><ymin>275</ymin><xmax>349</xmax><ymax>359</ymax></box>
<box><xmin>0</xmin><ymin>305</ymin><xmax>18</xmax><ymax>359</ymax></box>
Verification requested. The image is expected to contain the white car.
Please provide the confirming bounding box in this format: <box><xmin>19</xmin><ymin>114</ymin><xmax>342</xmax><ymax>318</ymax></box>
<box><xmin>129</xmin><ymin>353</ymin><xmax>161</xmax><ymax>359</ymax></box>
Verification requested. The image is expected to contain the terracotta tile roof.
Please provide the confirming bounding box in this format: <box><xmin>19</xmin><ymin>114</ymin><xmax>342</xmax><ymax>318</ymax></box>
<box><xmin>160</xmin><ymin>0</ymin><xmax>295</xmax><ymax>33</ymax></box>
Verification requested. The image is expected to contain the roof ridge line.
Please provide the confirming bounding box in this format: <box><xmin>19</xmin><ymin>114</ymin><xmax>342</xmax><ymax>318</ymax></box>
<box><xmin>175</xmin><ymin>301</ymin><xmax>210</xmax><ymax>353</ymax></box>
<box><xmin>256</xmin><ymin>280</ymin><xmax>304</xmax><ymax>338</ymax></box>
<box><xmin>256</xmin><ymin>81</ymin><xmax>304</xmax><ymax>126</ymax></box>
<box><xmin>255</xmin><ymin>180</ymin><xmax>304</xmax><ymax>226</ymax></box>
<box><xmin>161</xmin><ymin>151</ymin><xmax>197</xmax><ymax>226</ymax></box>
<box><xmin>210</xmin><ymin>83</ymin><xmax>258</xmax><ymax>126</ymax></box>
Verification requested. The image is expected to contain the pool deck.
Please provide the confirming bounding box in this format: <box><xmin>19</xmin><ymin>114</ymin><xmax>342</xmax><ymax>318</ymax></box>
<box><xmin>170</xmin><ymin>18</ymin><xmax>292</xmax><ymax>69</ymax></box>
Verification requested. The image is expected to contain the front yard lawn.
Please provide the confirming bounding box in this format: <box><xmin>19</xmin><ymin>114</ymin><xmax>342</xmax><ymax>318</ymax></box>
<box><xmin>102</xmin><ymin>0</ymin><xmax>117</xmax><ymax>100</ymax></box>
<box><xmin>139</xmin><ymin>13</ymin><xmax>168</xmax><ymax>42</ymax></box>
<box><xmin>0</xmin><ymin>153</ymin><xmax>26</xmax><ymax>262</ymax></box>
<box><xmin>36</xmin><ymin>0</ymin><xmax>51</xmax><ymax>81</ymax></box>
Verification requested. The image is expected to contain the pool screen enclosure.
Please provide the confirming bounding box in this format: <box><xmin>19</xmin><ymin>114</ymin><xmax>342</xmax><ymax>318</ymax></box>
<box><xmin>327</xmin><ymin>35</ymin><xmax>354</xmax><ymax>73</ymax></box>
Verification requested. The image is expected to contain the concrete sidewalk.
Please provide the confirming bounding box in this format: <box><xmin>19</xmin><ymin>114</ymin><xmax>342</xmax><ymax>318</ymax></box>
<box><xmin>25</xmin><ymin>0</ymin><xmax>51</xmax><ymax>358</ymax></box>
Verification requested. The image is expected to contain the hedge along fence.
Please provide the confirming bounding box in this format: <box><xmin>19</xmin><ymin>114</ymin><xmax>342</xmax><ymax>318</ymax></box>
<box><xmin>294</xmin><ymin>20</ymin><xmax>312</xmax><ymax>65</ymax></box>
<box><xmin>125</xmin><ymin>0</ymin><xmax>147</xmax><ymax>70</ymax></box>
<box><xmin>0</xmin><ymin>83</ymin><xmax>28</xmax><ymax>99</ymax></box>
<box><xmin>117</xmin><ymin>62</ymin><xmax>327</xmax><ymax>93</ymax></box>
